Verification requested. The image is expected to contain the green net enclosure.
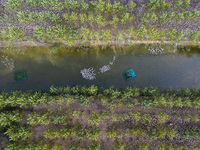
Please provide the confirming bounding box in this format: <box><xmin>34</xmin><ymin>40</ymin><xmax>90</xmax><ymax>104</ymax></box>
<box><xmin>14</xmin><ymin>70</ymin><xmax>27</xmax><ymax>81</ymax></box>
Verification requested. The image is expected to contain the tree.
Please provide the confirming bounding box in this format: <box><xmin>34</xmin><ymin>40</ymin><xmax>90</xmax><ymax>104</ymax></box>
<box><xmin>136</xmin><ymin>25</ymin><xmax>147</xmax><ymax>41</ymax></box>
<box><xmin>159</xmin><ymin>13</ymin><xmax>167</xmax><ymax>24</ymax></box>
<box><xmin>105</xmin><ymin>0</ymin><xmax>113</xmax><ymax>13</ymax></box>
<box><xmin>114</xmin><ymin>141</ymin><xmax>125</xmax><ymax>150</ymax></box>
<box><xmin>49</xmin><ymin>0</ymin><xmax>63</xmax><ymax>10</ymax></box>
<box><xmin>175</xmin><ymin>13</ymin><xmax>184</xmax><ymax>24</ymax></box>
<box><xmin>130</xmin><ymin>111</ymin><xmax>141</xmax><ymax>122</ymax></box>
<box><xmin>88</xmin><ymin>112</ymin><xmax>101</xmax><ymax>126</ymax></box>
<box><xmin>109</xmin><ymin>15</ymin><xmax>119</xmax><ymax>28</ymax></box>
<box><xmin>64</xmin><ymin>0</ymin><xmax>79</xmax><ymax>10</ymax></box>
<box><xmin>167</xmin><ymin>12</ymin><xmax>175</xmax><ymax>22</ymax></box>
<box><xmin>17</xmin><ymin>11</ymin><xmax>28</xmax><ymax>25</ymax></box>
<box><xmin>26</xmin><ymin>0</ymin><xmax>40</xmax><ymax>7</ymax></box>
<box><xmin>101</xmin><ymin>30</ymin><xmax>112</xmax><ymax>41</ymax></box>
<box><xmin>91</xmin><ymin>0</ymin><xmax>105</xmax><ymax>13</ymax></box>
<box><xmin>4</xmin><ymin>0</ymin><xmax>24</xmax><ymax>11</ymax></box>
<box><xmin>5</xmin><ymin>125</ymin><xmax>32</xmax><ymax>141</ymax></box>
<box><xmin>149</xmin><ymin>13</ymin><xmax>158</xmax><ymax>22</ymax></box>
<box><xmin>137</xmin><ymin>143</ymin><xmax>149</xmax><ymax>150</ymax></box>
<box><xmin>0</xmin><ymin>110</ymin><xmax>24</xmax><ymax>127</ymax></box>
<box><xmin>155</xmin><ymin>143</ymin><xmax>165</xmax><ymax>150</ymax></box>
<box><xmin>113</xmin><ymin>1</ymin><xmax>124</xmax><ymax>13</ymax></box>
<box><xmin>148</xmin><ymin>26</ymin><xmax>160</xmax><ymax>41</ymax></box>
<box><xmin>87</xmin><ymin>127</ymin><xmax>101</xmax><ymax>141</ymax></box>
<box><xmin>156</xmin><ymin>112</ymin><xmax>169</xmax><ymax>123</ymax></box>
<box><xmin>79</xmin><ymin>13</ymin><xmax>87</xmax><ymax>24</ymax></box>
<box><xmin>80</xmin><ymin>0</ymin><xmax>89</xmax><ymax>12</ymax></box>
<box><xmin>183</xmin><ymin>0</ymin><xmax>190</xmax><ymax>9</ymax></box>
<box><xmin>80</xmin><ymin>27</ymin><xmax>89</xmax><ymax>40</ymax></box>
<box><xmin>121</xmin><ymin>12</ymin><xmax>132</xmax><ymax>25</ymax></box>
<box><xmin>7</xmin><ymin>26</ymin><xmax>25</xmax><ymax>41</ymax></box>
<box><xmin>89</xmin><ymin>141</ymin><xmax>100</xmax><ymax>150</ymax></box>
<box><xmin>166</xmin><ymin>126</ymin><xmax>176</xmax><ymax>139</ymax></box>
<box><xmin>33</xmin><ymin>26</ymin><xmax>46</xmax><ymax>41</ymax></box>
<box><xmin>87</xmin><ymin>85</ymin><xmax>98</xmax><ymax>96</ymax></box>
<box><xmin>106</xmin><ymin>126</ymin><xmax>116</xmax><ymax>140</ymax></box>
<box><xmin>174</xmin><ymin>0</ymin><xmax>183</xmax><ymax>10</ymax></box>
<box><xmin>129</xmin><ymin>1</ymin><xmax>136</xmax><ymax>10</ymax></box>
<box><xmin>142</xmin><ymin>114</ymin><xmax>152</xmax><ymax>124</ymax></box>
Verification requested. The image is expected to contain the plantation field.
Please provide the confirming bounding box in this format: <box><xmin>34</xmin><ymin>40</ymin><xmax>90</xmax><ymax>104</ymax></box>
<box><xmin>0</xmin><ymin>0</ymin><xmax>200</xmax><ymax>47</ymax></box>
<box><xmin>0</xmin><ymin>85</ymin><xmax>199</xmax><ymax>149</ymax></box>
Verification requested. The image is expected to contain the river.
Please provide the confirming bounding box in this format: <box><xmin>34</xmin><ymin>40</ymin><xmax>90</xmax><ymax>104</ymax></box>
<box><xmin>0</xmin><ymin>44</ymin><xmax>200</xmax><ymax>92</ymax></box>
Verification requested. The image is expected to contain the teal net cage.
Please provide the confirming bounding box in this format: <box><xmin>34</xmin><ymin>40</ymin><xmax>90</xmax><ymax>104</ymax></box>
<box><xmin>14</xmin><ymin>70</ymin><xmax>27</xmax><ymax>81</ymax></box>
<box><xmin>123</xmin><ymin>69</ymin><xmax>136</xmax><ymax>80</ymax></box>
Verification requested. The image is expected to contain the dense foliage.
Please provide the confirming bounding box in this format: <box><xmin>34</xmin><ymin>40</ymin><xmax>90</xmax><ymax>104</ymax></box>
<box><xmin>0</xmin><ymin>0</ymin><xmax>199</xmax><ymax>47</ymax></box>
<box><xmin>0</xmin><ymin>85</ymin><xmax>199</xmax><ymax>149</ymax></box>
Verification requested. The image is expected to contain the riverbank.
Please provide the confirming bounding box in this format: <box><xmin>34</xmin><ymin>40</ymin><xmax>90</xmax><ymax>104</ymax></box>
<box><xmin>0</xmin><ymin>39</ymin><xmax>199</xmax><ymax>48</ymax></box>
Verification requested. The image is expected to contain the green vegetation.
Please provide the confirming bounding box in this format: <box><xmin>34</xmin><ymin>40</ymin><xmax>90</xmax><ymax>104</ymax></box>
<box><xmin>0</xmin><ymin>85</ymin><xmax>199</xmax><ymax>149</ymax></box>
<box><xmin>0</xmin><ymin>0</ymin><xmax>199</xmax><ymax>47</ymax></box>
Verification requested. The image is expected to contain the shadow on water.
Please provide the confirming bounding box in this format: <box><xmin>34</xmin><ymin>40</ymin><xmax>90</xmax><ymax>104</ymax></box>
<box><xmin>0</xmin><ymin>44</ymin><xmax>200</xmax><ymax>92</ymax></box>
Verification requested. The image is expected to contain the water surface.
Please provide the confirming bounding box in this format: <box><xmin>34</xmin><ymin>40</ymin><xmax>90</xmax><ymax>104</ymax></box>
<box><xmin>0</xmin><ymin>44</ymin><xmax>200</xmax><ymax>92</ymax></box>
